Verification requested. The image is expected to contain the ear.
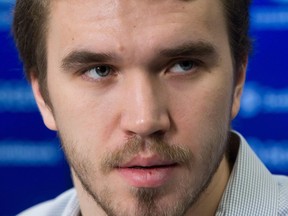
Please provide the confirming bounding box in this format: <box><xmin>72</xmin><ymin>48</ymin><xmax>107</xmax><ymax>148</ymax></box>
<box><xmin>31</xmin><ymin>75</ymin><xmax>58</xmax><ymax>131</ymax></box>
<box><xmin>231</xmin><ymin>58</ymin><xmax>248</xmax><ymax>120</ymax></box>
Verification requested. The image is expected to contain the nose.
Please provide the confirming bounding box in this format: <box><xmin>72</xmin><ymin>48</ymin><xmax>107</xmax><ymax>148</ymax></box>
<box><xmin>120</xmin><ymin>72</ymin><xmax>170</xmax><ymax>137</ymax></box>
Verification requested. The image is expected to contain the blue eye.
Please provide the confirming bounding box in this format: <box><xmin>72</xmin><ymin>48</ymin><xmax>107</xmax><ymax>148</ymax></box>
<box><xmin>170</xmin><ymin>60</ymin><xmax>196</xmax><ymax>73</ymax></box>
<box><xmin>85</xmin><ymin>65</ymin><xmax>112</xmax><ymax>79</ymax></box>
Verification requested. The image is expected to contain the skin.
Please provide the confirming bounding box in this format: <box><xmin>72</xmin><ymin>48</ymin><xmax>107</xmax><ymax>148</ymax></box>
<box><xmin>31</xmin><ymin>0</ymin><xmax>247</xmax><ymax>215</ymax></box>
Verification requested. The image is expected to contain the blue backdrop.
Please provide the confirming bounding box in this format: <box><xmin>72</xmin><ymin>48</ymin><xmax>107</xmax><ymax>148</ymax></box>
<box><xmin>0</xmin><ymin>0</ymin><xmax>288</xmax><ymax>215</ymax></box>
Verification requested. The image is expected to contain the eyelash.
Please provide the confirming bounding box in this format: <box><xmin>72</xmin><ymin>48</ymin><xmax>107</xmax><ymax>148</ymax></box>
<box><xmin>78</xmin><ymin>58</ymin><xmax>203</xmax><ymax>81</ymax></box>
<box><xmin>167</xmin><ymin>58</ymin><xmax>202</xmax><ymax>74</ymax></box>
<box><xmin>79</xmin><ymin>64</ymin><xmax>117</xmax><ymax>81</ymax></box>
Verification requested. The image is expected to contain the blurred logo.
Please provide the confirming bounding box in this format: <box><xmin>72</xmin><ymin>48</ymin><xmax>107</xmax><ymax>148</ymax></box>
<box><xmin>0</xmin><ymin>140</ymin><xmax>63</xmax><ymax>166</ymax></box>
<box><xmin>0</xmin><ymin>80</ymin><xmax>37</xmax><ymax>112</ymax></box>
<box><xmin>248</xmin><ymin>137</ymin><xmax>288</xmax><ymax>174</ymax></box>
<box><xmin>240</xmin><ymin>82</ymin><xmax>288</xmax><ymax>118</ymax></box>
<box><xmin>0</xmin><ymin>0</ymin><xmax>15</xmax><ymax>30</ymax></box>
<box><xmin>251</xmin><ymin>6</ymin><xmax>288</xmax><ymax>30</ymax></box>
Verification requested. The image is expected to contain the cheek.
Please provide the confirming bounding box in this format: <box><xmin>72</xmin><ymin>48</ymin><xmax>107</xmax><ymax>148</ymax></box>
<box><xmin>169</xmin><ymin>84</ymin><xmax>233</xmax><ymax>146</ymax></box>
<box><xmin>54</xmin><ymin>97</ymin><xmax>118</xmax><ymax>139</ymax></box>
<box><xmin>48</xmin><ymin>83</ymin><xmax>115</xmax><ymax>149</ymax></box>
<box><xmin>54</xmin><ymin>98</ymin><xmax>115</xmax><ymax>173</ymax></box>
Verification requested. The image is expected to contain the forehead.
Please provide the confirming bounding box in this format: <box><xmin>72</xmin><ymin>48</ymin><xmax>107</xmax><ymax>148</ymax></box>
<box><xmin>50</xmin><ymin>0</ymin><xmax>223</xmax><ymax>17</ymax></box>
<box><xmin>47</xmin><ymin>0</ymin><xmax>228</xmax><ymax>61</ymax></box>
<box><xmin>49</xmin><ymin>0</ymin><xmax>225</xmax><ymax>28</ymax></box>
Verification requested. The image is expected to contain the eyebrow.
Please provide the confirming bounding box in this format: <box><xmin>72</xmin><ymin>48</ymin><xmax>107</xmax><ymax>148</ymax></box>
<box><xmin>61</xmin><ymin>41</ymin><xmax>218</xmax><ymax>71</ymax></box>
<box><xmin>61</xmin><ymin>51</ymin><xmax>119</xmax><ymax>71</ymax></box>
<box><xmin>159</xmin><ymin>41</ymin><xmax>218</xmax><ymax>59</ymax></box>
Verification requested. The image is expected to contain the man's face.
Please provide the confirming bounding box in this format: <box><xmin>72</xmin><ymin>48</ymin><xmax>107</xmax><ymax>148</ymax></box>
<box><xmin>33</xmin><ymin>0</ymin><xmax>245</xmax><ymax>215</ymax></box>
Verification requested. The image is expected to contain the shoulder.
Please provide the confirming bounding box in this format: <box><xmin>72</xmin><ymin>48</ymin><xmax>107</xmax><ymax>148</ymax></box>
<box><xmin>17</xmin><ymin>188</ymin><xmax>79</xmax><ymax>216</ymax></box>
<box><xmin>274</xmin><ymin>174</ymin><xmax>288</xmax><ymax>195</ymax></box>
<box><xmin>274</xmin><ymin>174</ymin><xmax>288</xmax><ymax>187</ymax></box>
<box><xmin>274</xmin><ymin>175</ymin><xmax>288</xmax><ymax>214</ymax></box>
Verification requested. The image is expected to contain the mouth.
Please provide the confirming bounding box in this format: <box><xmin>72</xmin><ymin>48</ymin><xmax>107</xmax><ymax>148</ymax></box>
<box><xmin>126</xmin><ymin>164</ymin><xmax>177</xmax><ymax>169</ymax></box>
<box><xmin>116</xmin><ymin>155</ymin><xmax>179</xmax><ymax>188</ymax></box>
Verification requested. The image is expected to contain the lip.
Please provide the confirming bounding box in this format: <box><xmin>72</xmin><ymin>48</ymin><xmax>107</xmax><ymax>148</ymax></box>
<box><xmin>116</xmin><ymin>155</ymin><xmax>178</xmax><ymax>188</ymax></box>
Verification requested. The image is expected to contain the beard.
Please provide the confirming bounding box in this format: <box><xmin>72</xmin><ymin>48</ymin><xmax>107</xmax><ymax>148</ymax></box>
<box><xmin>59</xmin><ymin>122</ymin><xmax>230</xmax><ymax>216</ymax></box>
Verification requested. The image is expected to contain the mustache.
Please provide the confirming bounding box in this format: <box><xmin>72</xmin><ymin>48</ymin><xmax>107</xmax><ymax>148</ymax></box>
<box><xmin>100</xmin><ymin>136</ymin><xmax>192</xmax><ymax>174</ymax></box>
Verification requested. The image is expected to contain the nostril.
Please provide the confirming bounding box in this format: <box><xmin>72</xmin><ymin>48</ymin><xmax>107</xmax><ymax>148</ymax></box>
<box><xmin>152</xmin><ymin>130</ymin><xmax>166</xmax><ymax>137</ymax></box>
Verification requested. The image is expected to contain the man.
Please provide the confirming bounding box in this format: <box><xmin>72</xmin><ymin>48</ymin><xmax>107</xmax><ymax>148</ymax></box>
<box><xmin>13</xmin><ymin>0</ymin><xmax>288</xmax><ymax>215</ymax></box>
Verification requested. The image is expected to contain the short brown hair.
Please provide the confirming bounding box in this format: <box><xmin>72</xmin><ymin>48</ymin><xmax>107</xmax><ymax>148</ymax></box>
<box><xmin>12</xmin><ymin>0</ymin><xmax>252</xmax><ymax>98</ymax></box>
<box><xmin>13</xmin><ymin>0</ymin><xmax>50</xmax><ymax>101</ymax></box>
<box><xmin>221</xmin><ymin>0</ymin><xmax>252</xmax><ymax>79</ymax></box>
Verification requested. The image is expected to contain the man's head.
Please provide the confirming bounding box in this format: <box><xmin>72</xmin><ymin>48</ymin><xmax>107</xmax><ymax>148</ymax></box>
<box><xmin>13</xmin><ymin>0</ymin><xmax>250</xmax><ymax>216</ymax></box>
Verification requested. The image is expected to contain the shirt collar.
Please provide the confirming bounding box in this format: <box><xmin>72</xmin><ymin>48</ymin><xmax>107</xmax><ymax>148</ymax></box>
<box><xmin>216</xmin><ymin>131</ymin><xmax>279</xmax><ymax>216</ymax></box>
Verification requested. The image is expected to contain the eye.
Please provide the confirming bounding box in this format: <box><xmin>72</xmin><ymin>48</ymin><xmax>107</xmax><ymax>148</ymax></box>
<box><xmin>169</xmin><ymin>60</ymin><xmax>197</xmax><ymax>74</ymax></box>
<box><xmin>84</xmin><ymin>65</ymin><xmax>113</xmax><ymax>80</ymax></box>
